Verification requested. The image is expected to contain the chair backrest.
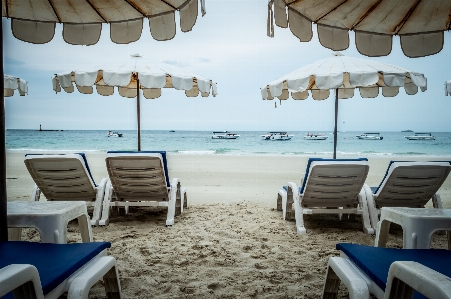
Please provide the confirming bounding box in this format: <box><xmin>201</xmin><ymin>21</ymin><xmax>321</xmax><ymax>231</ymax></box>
<box><xmin>301</xmin><ymin>158</ymin><xmax>369</xmax><ymax>208</ymax></box>
<box><xmin>373</xmin><ymin>161</ymin><xmax>451</xmax><ymax>208</ymax></box>
<box><xmin>106</xmin><ymin>151</ymin><xmax>169</xmax><ymax>202</ymax></box>
<box><xmin>24</xmin><ymin>154</ymin><xmax>97</xmax><ymax>201</ymax></box>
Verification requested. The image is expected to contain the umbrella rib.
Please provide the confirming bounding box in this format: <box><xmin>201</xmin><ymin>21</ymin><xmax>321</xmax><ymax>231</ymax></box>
<box><xmin>161</xmin><ymin>0</ymin><xmax>178</xmax><ymax>10</ymax></box>
<box><xmin>85</xmin><ymin>0</ymin><xmax>108</xmax><ymax>23</ymax></box>
<box><xmin>47</xmin><ymin>0</ymin><xmax>62</xmax><ymax>23</ymax></box>
<box><xmin>350</xmin><ymin>0</ymin><xmax>383</xmax><ymax>30</ymax></box>
<box><xmin>393</xmin><ymin>0</ymin><xmax>422</xmax><ymax>35</ymax></box>
<box><xmin>312</xmin><ymin>0</ymin><xmax>347</xmax><ymax>23</ymax></box>
<box><xmin>178</xmin><ymin>0</ymin><xmax>193</xmax><ymax>10</ymax></box>
<box><xmin>124</xmin><ymin>0</ymin><xmax>147</xmax><ymax>18</ymax></box>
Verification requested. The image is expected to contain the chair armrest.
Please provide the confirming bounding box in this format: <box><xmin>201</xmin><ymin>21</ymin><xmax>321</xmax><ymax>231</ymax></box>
<box><xmin>0</xmin><ymin>264</ymin><xmax>44</xmax><ymax>299</ymax></box>
<box><xmin>385</xmin><ymin>261</ymin><xmax>451</xmax><ymax>299</ymax></box>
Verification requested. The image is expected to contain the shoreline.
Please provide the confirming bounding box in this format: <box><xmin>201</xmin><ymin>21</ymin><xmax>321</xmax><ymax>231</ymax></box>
<box><xmin>6</xmin><ymin>148</ymin><xmax>451</xmax><ymax>159</ymax></box>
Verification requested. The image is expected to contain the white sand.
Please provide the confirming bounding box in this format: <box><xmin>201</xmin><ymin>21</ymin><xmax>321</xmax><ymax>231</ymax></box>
<box><xmin>6</xmin><ymin>152</ymin><xmax>451</xmax><ymax>298</ymax></box>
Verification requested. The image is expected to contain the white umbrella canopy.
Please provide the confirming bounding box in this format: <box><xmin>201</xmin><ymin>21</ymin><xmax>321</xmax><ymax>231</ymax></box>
<box><xmin>2</xmin><ymin>0</ymin><xmax>206</xmax><ymax>45</ymax></box>
<box><xmin>446</xmin><ymin>80</ymin><xmax>451</xmax><ymax>96</ymax></box>
<box><xmin>4</xmin><ymin>74</ymin><xmax>27</xmax><ymax>97</ymax></box>
<box><xmin>267</xmin><ymin>0</ymin><xmax>451</xmax><ymax>58</ymax></box>
<box><xmin>52</xmin><ymin>54</ymin><xmax>218</xmax><ymax>99</ymax></box>
<box><xmin>261</xmin><ymin>52</ymin><xmax>427</xmax><ymax>158</ymax></box>
<box><xmin>52</xmin><ymin>54</ymin><xmax>218</xmax><ymax>150</ymax></box>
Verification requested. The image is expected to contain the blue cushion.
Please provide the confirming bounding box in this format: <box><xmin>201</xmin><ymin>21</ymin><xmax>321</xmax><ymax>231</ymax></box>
<box><xmin>337</xmin><ymin>243</ymin><xmax>451</xmax><ymax>297</ymax></box>
<box><xmin>372</xmin><ymin>161</ymin><xmax>451</xmax><ymax>194</ymax></box>
<box><xmin>107</xmin><ymin>151</ymin><xmax>170</xmax><ymax>187</ymax></box>
<box><xmin>0</xmin><ymin>241</ymin><xmax>110</xmax><ymax>295</ymax></box>
<box><xmin>25</xmin><ymin>153</ymin><xmax>97</xmax><ymax>187</ymax></box>
<box><xmin>299</xmin><ymin>158</ymin><xmax>368</xmax><ymax>194</ymax></box>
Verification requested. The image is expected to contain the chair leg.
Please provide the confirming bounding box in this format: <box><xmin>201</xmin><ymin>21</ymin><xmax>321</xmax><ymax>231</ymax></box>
<box><xmin>175</xmin><ymin>182</ymin><xmax>182</xmax><ymax>216</ymax></box>
<box><xmin>359</xmin><ymin>187</ymin><xmax>375</xmax><ymax>235</ymax></box>
<box><xmin>363</xmin><ymin>185</ymin><xmax>379</xmax><ymax>231</ymax></box>
<box><xmin>321</xmin><ymin>257</ymin><xmax>369</xmax><ymax>299</ymax></box>
<box><xmin>99</xmin><ymin>181</ymin><xmax>113</xmax><ymax>226</ymax></box>
<box><xmin>277</xmin><ymin>192</ymin><xmax>282</xmax><ymax>211</ymax></box>
<box><xmin>285</xmin><ymin>186</ymin><xmax>294</xmax><ymax>221</ymax></box>
<box><xmin>432</xmin><ymin>193</ymin><xmax>443</xmax><ymax>209</ymax></box>
<box><xmin>183</xmin><ymin>192</ymin><xmax>188</xmax><ymax>209</ymax></box>
<box><xmin>67</xmin><ymin>256</ymin><xmax>122</xmax><ymax>299</ymax></box>
<box><xmin>294</xmin><ymin>195</ymin><xmax>306</xmax><ymax>235</ymax></box>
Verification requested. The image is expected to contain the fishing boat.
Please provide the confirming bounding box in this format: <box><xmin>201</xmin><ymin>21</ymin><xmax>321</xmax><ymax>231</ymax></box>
<box><xmin>107</xmin><ymin>131</ymin><xmax>123</xmax><ymax>137</ymax></box>
<box><xmin>356</xmin><ymin>133</ymin><xmax>383</xmax><ymax>140</ymax></box>
<box><xmin>211</xmin><ymin>131</ymin><xmax>240</xmax><ymax>139</ymax></box>
<box><xmin>405</xmin><ymin>132</ymin><xmax>435</xmax><ymax>140</ymax></box>
<box><xmin>303</xmin><ymin>133</ymin><xmax>328</xmax><ymax>140</ymax></box>
<box><xmin>262</xmin><ymin>132</ymin><xmax>293</xmax><ymax>141</ymax></box>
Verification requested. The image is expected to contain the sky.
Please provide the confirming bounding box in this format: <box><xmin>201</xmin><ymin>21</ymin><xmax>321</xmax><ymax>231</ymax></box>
<box><xmin>3</xmin><ymin>0</ymin><xmax>451</xmax><ymax>132</ymax></box>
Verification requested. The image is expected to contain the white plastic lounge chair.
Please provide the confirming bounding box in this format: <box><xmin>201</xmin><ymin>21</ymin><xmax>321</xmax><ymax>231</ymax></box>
<box><xmin>24</xmin><ymin>154</ymin><xmax>108</xmax><ymax>226</ymax></box>
<box><xmin>363</xmin><ymin>161</ymin><xmax>451</xmax><ymax>230</ymax></box>
<box><xmin>0</xmin><ymin>241</ymin><xmax>122</xmax><ymax>299</ymax></box>
<box><xmin>100</xmin><ymin>151</ymin><xmax>187</xmax><ymax>226</ymax></box>
<box><xmin>277</xmin><ymin>158</ymin><xmax>373</xmax><ymax>235</ymax></box>
<box><xmin>322</xmin><ymin>243</ymin><xmax>451</xmax><ymax>299</ymax></box>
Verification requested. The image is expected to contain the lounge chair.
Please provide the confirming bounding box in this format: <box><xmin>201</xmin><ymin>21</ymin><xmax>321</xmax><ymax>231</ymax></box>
<box><xmin>24</xmin><ymin>154</ymin><xmax>108</xmax><ymax>226</ymax></box>
<box><xmin>0</xmin><ymin>241</ymin><xmax>122</xmax><ymax>298</ymax></box>
<box><xmin>322</xmin><ymin>243</ymin><xmax>451</xmax><ymax>299</ymax></box>
<box><xmin>276</xmin><ymin>158</ymin><xmax>373</xmax><ymax>235</ymax></box>
<box><xmin>363</xmin><ymin>161</ymin><xmax>451</xmax><ymax>230</ymax></box>
<box><xmin>100</xmin><ymin>151</ymin><xmax>187</xmax><ymax>226</ymax></box>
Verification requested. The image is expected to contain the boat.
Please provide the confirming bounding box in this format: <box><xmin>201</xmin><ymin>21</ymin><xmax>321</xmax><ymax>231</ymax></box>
<box><xmin>356</xmin><ymin>133</ymin><xmax>383</xmax><ymax>140</ymax></box>
<box><xmin>262</xmin><ymin>132</ymin><xmax>293</xmax><ymax>141</ymax></box>
<box><xmin>211</xmin><ymin>131</ymin><xmax>240</xmax><ymax>139</ymax></box>
<box><xmin>108</xmin><ymin>131</ymin><xmax>123</xmax><ymax>137</ymax></box>
<box><xmin>303</xmin><ymin>133</ymin><xmax>328</xmax><ymax>140</ymax></box>
<box><xmin>405</xmin><ymin>132</ymin><xmax>435</xmax><ymax>140</ymax></box>
<box><xmin>169</xmin><ymin>130</ymin><xmax>175</xmax><ymax>132</ymax></box>
<box><xmin>401</xmin><ymin>130</ymin><xmax>413</xmax><ymax>132</ymax></box>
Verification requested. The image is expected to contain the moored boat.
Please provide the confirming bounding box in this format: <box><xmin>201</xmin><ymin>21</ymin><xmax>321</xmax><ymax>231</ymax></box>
<box><xmin>405</xmin><ymin>132</ymin><xmax>435</xmax><ymax>140</ymax></box>
<box><xmin>211</xmin><ymin>131</ymin><xmax>240</xmax><ymax>139</ymax></box>
<box><xmin>356</xmin><ymin>133</ymin><xmax>383</xmax><ymax>140</ymax></box>
<box><xmin>303</xmin><ymin>133</ymin><xmax>328</xmax><ymax>140</ymax></box>
<box><xmin>262</xmin><ymin>132</ymin><xmax>293</xmax><ymax>141</ymax></box>
<box><xmin>108</xmin><ymin>131</ymin><xmax>123</xmax><ymax>137</ymax></box>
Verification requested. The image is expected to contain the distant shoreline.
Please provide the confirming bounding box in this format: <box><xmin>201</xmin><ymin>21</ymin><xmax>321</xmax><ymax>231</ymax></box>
<box><xmin>5</xmin><ymin>149</ymin><xmax>451</xmax><ymax>158</ymax></box>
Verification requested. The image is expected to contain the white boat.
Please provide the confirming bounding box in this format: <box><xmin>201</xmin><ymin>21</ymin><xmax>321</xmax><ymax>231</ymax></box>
<box><xmin>356</xmin><ymin>133</ymin><xmax>383</xmax><ymax>140</ymax></box>
<box><xmin>211</xmin><ymin>131</ymin><xmax>240</xmax><ymax>139</ymax></box>
<box><xmin>262</xmin><ymin>132</ymin><xmax>293</xmax><ymax>141</ymax></box>
<box><xmin>108</xmin><ymin>131</ymin><xmax>123</xmax><ymax>137</ymax></box>
<box><xmin>405</xmin><ymin>132</ymin><xmax>435</xmax><ymax>140</ymax></box>
<box><xmin>303</xmin><ymin>133</ymin><xmax>328</xmax><ymax>140</ymax></box>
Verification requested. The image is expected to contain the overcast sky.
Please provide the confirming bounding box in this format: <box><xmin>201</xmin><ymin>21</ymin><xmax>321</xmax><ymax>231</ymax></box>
<box><xmin>4</xmin><ymin>0</ymin><xmax>451</xmax><ymax>132</ymax></box>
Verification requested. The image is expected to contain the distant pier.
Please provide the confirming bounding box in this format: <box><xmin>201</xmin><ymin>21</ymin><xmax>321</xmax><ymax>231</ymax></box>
<box><xmin>38</xmin><ymin>124</ymin><xmax>63</xmax><ymax>132</ymax></box>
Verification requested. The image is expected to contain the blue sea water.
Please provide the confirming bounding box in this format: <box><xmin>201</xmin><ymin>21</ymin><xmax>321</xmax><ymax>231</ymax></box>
<box><xmin>5</xmin><ymin>130</ymin><xmax>451</xmax><ymax>157</ymax></box>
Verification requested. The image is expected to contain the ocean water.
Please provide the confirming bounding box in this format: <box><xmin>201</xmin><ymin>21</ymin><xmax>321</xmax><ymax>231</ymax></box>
<box><xmin>5</xmin><ymin>130</ymin><xmax>451</xmax><ymax>157</ymax></box>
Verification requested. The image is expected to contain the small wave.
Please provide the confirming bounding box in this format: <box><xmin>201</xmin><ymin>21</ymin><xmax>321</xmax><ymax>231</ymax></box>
<box><xmin>177</xmin><ymin>150</ymin><xmax>216</xmax><ymax>155</ymax></box>
<box><xmin>7</xmin><ymin>148</ymin><xmax>103</xmax><ymax>153</ymax></box>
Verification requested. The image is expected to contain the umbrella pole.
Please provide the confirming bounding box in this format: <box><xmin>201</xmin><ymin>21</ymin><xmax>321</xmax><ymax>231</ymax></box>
<box><xmin>333</xmin><ymin>89</ymin><xmax>338</xmax><ymax>159</ymax></box>
<box><xmin>137</xmin><ymin>79</ymin><xmax>141</xmax><ymax>152</ymax></box>
<box><xmin>0</xmin><ymin>19</ymin><xmax>7</xmax><ymax>241</ymax></box>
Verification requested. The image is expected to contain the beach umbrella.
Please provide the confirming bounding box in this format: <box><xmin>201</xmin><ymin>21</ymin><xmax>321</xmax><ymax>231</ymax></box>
<box><xmin>2</xmin><ymin>0</ymin><xmax>206</xmax><ymax>45</ymax></box>
<box><xmin>1</xmin><ymin>0</ymin><xmax>209</xmax><ymax>241</ymax></box>
<box><xmin>446</xmin><ymin>80</ymin><xmax>451</xmax><ymax>96</ymax></box>
<box><xmin>260</xmin><ymin>52</ymin><xmax>427</xmax><ymax>159</ymax></box>
<box><xmin>4</xmin><ymin>74</ymin><xmax>28</xmax><ymax>97</ymax></box>
<box><xmin>52</xmin><ymin>54</ymin><xmax>217</xmax><ymax>151</ymax></box>
<box><xmin>267</xmin><ymin>0</ymin><xmax>451</xmax><ymax>58</ymax></box>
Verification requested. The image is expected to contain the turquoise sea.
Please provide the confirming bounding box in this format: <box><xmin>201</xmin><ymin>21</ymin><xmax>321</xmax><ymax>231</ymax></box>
<box><xmin>5</xmin><ymin>130</ymin><xmax>451</xmax><ymax>157</ymax></box>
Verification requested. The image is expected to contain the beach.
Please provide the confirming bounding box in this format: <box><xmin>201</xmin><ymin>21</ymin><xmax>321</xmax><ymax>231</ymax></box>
<box><xmin>6</xmin><ymin>152</ymin><xmax>451</xmax><ymax>298</ymax></box>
